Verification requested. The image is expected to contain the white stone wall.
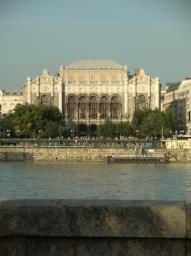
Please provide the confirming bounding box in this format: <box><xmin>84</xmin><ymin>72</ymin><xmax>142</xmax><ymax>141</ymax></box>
<box><xmin>24</xmin><ymin>69</ymin><xmax>63</xmax><ymax>113</ymax></box>
<box><xmin>1</xmin><ymin>93</ymin><xmax>23</xmax><ymax>114</ymax></box>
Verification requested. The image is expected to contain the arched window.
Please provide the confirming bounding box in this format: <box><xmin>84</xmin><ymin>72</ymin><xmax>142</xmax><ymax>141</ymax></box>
<box><xmin>89</xmin><ymin>96</ymin><xmax>98</xmax><ymax>119</ymax></box>
<box><xmin>110</xmin><ymin>96</ymin><xmax>121</xmax><ymax>120</ymax></box>
<box><xmin>137</xmin><ymin>95</ymin><xmax>146</xmax><ymax>110</ymax></box>
<box><xmin>79</xmin><ymin>96</ymin><xmax>87</xmax><ymax>119</ymax></box>
<box><xmin>67</xmin><ymin>96</ymin><xmax>76</xmax><ymax>120</ymax></box>
<box><xmin>100</xmin><ymin>96</ymin><xmax>109</xmax><ymax>119</ymax></box>
<box><xmin>40</xmin><ymin>95</ymin><xmax>51</xmax><ymax>106</ymax></box>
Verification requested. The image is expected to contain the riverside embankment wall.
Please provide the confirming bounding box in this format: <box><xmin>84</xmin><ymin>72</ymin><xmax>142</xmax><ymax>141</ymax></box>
<box><xmin>0</xmin><ymin>147</ymin><xmax>135</xmax><ymax>162</ymax></box>
<box><xmin>0</xmin><ymin>146</ymin><xmax>191</xmax><ymax>162</ymax></box>
<box><xmin>0</xmin><ymin>200</ymin><xmax>190</xmax><ymax>256</ymax></box>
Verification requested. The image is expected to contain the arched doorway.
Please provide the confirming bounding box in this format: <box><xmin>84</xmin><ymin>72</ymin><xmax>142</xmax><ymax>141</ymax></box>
<box><xmin>78</xmin><ymin>123</ymin><xmax>88</xmax><ymax>136</ymax></box>
<box><xmin>110</xmin><ymin>96</ymin><xmax>121</xmax><ymax>120</ymax></box>
<box><xmin>137</xmin><ymin>95</ymin><xmax>146</xmax><ymax>110</ymax></box>
<box><xmin>89</xmin><ymin>96</ymin><xmax>98</xmax><ymax>119</ymax></box>
<box><xmin>90</xmin><ymin>124</ymin><xmax>97</xmax><ymax>136</ymax></box>
<box><xmin>67</xmin><ymin>96</ymin><xmax>76</xmax><ymax>120</ymax></box>
<box><xmin>100</xmin><ymin>96</ymin><xmax>109</xmax><ymax>119</ymax></box>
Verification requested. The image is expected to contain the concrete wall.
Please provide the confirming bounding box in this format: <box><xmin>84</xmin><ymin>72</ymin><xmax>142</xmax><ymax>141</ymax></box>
<box><xmin>0</xmin><ymin>146</ymin><xmax>191</xmax><ymax>162</ymax></box>
<box><xmin>0</xmin><ymin>147</ymin><xmax>134</xmax><ymax>162</ymax></box>
<box><xmin>155</xmin><ymin>148</ymin><xmax>191</xmax><ymax>162</ymax></box>
<box><xmin>0</xmin><ymin>200</ymin><xmax>190</xmax><ymax>255</ymax></box>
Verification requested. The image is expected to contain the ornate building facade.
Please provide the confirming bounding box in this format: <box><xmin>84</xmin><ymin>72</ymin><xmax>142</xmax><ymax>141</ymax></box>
<box><xmin>163</xmin><ymin>78</ymin><xmax>191</xmax><ymax>134</ymax></box>
<box><xmin>23</xmin><ymin>59</ymin><xmax>161</xmax><ymax>125</ymax></box>
<box><xmin>23</xmin><ymin>69</ymin><xmax>63</xmax><ymax>113</ymax></box>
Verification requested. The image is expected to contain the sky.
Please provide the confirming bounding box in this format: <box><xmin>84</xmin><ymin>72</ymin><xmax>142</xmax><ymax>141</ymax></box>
<box><xmin>0</xmin><ymin>0</ymin><xmax>191</xmax><ymax>89</ymax></box>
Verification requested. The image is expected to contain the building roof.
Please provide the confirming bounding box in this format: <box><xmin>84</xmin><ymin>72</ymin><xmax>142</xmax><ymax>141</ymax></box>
<box><xmin>1</xmin><ymin>90</ymin><xmax>23</xmax><ymax>96</ymax></box>
<box><xmin>166</xmin><ymin>82</ymin><xmax>181</xmax><ymax>93</ymax></box>
<box><xmin>66</xmin><ymin>59</ymin><xmax>122</xmax><ymax>70</ymax></box>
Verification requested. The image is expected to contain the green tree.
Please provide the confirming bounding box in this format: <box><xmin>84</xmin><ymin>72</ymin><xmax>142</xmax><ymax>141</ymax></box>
<box><xmin>131</xmin><ymin>108</ymin><xmax>176</xmax><ymax>138</ymax></box>
<box><xmin>140</xmin><ymin>109</ymin><xmax>162</xmax><ymax>137</ymax></box>
<box><xmin>117</xmin><ymin>122</ymin><xmax>132</xmax><ymax>137</ymax></box>
<box><xmin>131</xmin><ymin>109</ymin><xmax>147</xmax><ymax>134</ymax></box>
<box><xmin>162</xmin><ymin>108</ymin><xmax>176</xmax><ymax>137</ymax></box>
<box><xmin>63</xmin><ymin>120</ymin><xmax>79</xmax><ymax>138</ymax></box>
<box><xmin>96</xmin><ymin>120</ymin><xmax>115</xmax><ymax>138</ymax></box>
<box><xmin>3</xmin><ymin>104</ymin><xmax>62</xmax><ymax>138</ymax></box>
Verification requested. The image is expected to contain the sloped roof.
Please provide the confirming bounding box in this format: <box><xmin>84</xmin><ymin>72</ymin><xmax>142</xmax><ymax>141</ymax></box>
<box><xmin>66</xmin><ymin>59</ymin><xmax>122</xmax><ymax>70</ymax></box>
<box><xmin>166</xmin><ymin>82</ymin><xmax>181</xmax><ymax>93</ymax></box>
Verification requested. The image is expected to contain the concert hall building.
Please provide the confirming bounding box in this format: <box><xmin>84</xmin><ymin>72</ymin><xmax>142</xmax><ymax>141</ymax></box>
<box><xmin>22</xmin><ymin>59</ymin><xmax>161</xmax><ymax>125</ymax></box>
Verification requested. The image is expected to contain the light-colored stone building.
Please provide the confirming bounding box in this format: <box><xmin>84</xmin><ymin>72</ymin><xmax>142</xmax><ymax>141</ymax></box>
<box><xmin>23</xmin><ymin>60</ymin><xmax>161</xmax><ymax>126</ymax></box>
<box><xmin>22</xmin><ymin>69</ymin><xmax>63</xmax><ymax>113</ymax></box>
<box><xmin>163</xmin><ymin>78</ymin><xmax>191</xmax><ymax>134</ymax></box>
<box><xmin>126</xmin><ymin>67</ymin><xmax>160</xmax><ymax>120</ymax></box>
<box><xmin>0</xmin><ymin>90</ymin><xmax>23</xmax><ymax>115</ymax></box>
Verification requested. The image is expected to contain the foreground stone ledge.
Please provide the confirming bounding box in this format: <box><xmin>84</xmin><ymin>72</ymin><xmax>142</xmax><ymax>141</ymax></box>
<box><xmin>0</xmin><ymin>200</ymin><xmax>186</xmax><ymax>238</ymax></box>
<box><xmin>0</xmin><ymin>238</ymin><xmax>186</xmax><ymax>256</ymax></box>
<box><xmin>186</xmin><ymin>203</ymin><xmax>191</xmax><ymax>238</ymax></box>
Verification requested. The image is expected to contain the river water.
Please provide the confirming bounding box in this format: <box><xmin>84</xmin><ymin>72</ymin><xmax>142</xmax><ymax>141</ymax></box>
<box><xmin>0</xmin><ymin>162</ymin><xmax>191</xmax><ymax>201</ymax></box>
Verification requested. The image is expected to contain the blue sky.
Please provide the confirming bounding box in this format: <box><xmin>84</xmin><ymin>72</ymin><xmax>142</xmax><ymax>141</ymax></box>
<box><xmin>0</xmin><ymin>0</ymin><xmax>191</xmax><ymax>89</ymax></box>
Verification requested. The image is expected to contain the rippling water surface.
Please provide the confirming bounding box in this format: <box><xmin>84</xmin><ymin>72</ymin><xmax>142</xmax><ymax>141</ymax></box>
<box><xmin>0</xmin><ymin>162</ymin><xmax>191</xmax><ymax>200</ymax></box>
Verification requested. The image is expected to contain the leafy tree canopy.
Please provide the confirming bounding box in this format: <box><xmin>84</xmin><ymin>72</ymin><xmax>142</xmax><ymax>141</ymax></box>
<box><xmin>3</xmin><ymin>104</ymin><xmax>62</xmax><ymax>138</ymax></box>
<box><xmin>96</xmin><ymin>120</ymin><xmax>131</xmax><ymax>138</ymax></box>
<box><xmin>131</xmin><ymin>108</ymin><xmax>176</xmax><ymax>138</ymax></box>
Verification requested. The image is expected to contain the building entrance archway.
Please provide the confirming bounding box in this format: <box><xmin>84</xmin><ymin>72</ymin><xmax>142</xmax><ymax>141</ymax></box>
<box><xmin>137</xmin><ymin>95</ymin><xmax>146</xmax><ymax>110</ymax></box>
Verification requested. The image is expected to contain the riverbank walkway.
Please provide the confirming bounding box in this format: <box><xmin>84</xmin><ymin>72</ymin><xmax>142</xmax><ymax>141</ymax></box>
<box><xmin>0</xmin><ymin>138</ymin><xmax>162</xmax><ymax>149</ymax></box>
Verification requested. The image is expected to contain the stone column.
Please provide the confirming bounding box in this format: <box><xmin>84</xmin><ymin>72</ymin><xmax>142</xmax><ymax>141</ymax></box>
<box><xmin>27</xmin><ymin>77</ymin><xmax>32</xmax><ymax>104</ymax></box>
<box><xmin>65</xmin><ymin>101</ymin><xmax>68</xmax><ymax>121</ymax></box>
<box><xmin>108</xmin><ymin>70</ymin><xmax>111</xmax><ymax>85</ymax></box>
<box><xmin>74</xmin><ymin>102</ymin><xmax>78</xmax><ymax>121</ymax></box>
<box><xmin>85</xmin><ymin>99</ymin><xmax>89</xmax><ymax>122</ymax></box>
<box><xmin>36</xmin><ymin>76</ymin><xmax>40</xmax><ymax>98</ymax></box>
<box><xmin>124</xmin><ymin>77</ymin><xmax>128</xmax><ymax>118</ymax></box>
<box><xmin>148</xmin><ymin>77</ymin><xmax>151</xmax><ymax>108</ymax></box>
<box><xmin>97</xmin><ymin>110</ymin><xmax>100</xmax><ymax>125</ymax></box>
<box><xmin>51</xmin><ymin>77</ymin><xmax>54</xmax><ymax>97</ymax></box>
<box><xmin>133</xmin><ymin>77</ymin><xmax>137</xmax><ymax>110</ymax></box>
<box><xmin>119</xmin><ymin>71</ymin><xmax>122</xmax><ymax>85</ymax></box>
<box><xmin>133</xmin><ymin>77</ymin><xmax>137</xmax><ymax>98</ymax></box>
<box><xmin>65</xmin><ymin>71</ymin><xmax>68</xmax><ymax>85</ymax></box>
<box><xmin>108</xmin><ymin>100</ymin><xmax>111</xmax><ymax>120</ymax></box>
<box><xmin>76</xmin><ymin>72</ymin><xmax>79</xmax><ymax>85</ymax></box>
<box><xmin>98</xmin><ymin>69</ymin><xmax>100</xmax><ymax>85</ymax></box>
<box><xmin>155</xmin><ymin>76</ymin><xmax>160</xmax><ymax>109</ymax></box>
<box><xmin>87</xmin><ymin>70</ymin><xmax>90</xmax><ymax>85</ymax></box>
<box><xmin>58</xmin><ymin>77</ymin><xmax>63</xmax><ymax>113</ymax></box>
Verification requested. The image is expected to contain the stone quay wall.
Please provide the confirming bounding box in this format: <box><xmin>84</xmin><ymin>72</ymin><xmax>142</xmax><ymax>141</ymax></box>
<box><xmin>0</xmin><ymin>147</ymin><xmax>135</xmax><ymax>162</ymax></box>
<box><xmin>0</xmin><ymin>200</ymin><xmax>191</xmax><ymax>256</ymax></box>
<box><xmin>0</xmin><ymin>146</ymin><xmax>191</xmax><ymax>162</ymax></box>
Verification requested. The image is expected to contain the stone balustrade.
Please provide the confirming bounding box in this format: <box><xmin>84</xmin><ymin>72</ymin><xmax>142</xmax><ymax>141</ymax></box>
<box><xmin>0</xmin><ymin>200</ymin><xmax>191</xmax><ymax>255</ymax></box>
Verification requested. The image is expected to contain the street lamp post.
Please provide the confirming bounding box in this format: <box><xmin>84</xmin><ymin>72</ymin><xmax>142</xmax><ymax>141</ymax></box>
<box><xmin>70</xmin><ymin>129</ymin><xmax>74</xmax><ymax>139</ymax></box>
<box><xmin>38</xmin><ymin>129</ymin><xmax>42</xmax><ymax>138</ymax></box>
<box><xmin>161</xmin><ymin>120</ymin><xmax>164</xmax><ymax>148</ymax></box>
<box><xmin>6</xmin><ymin>129</ymin><xmax>11</xmax><ymax>138</ymax></box>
